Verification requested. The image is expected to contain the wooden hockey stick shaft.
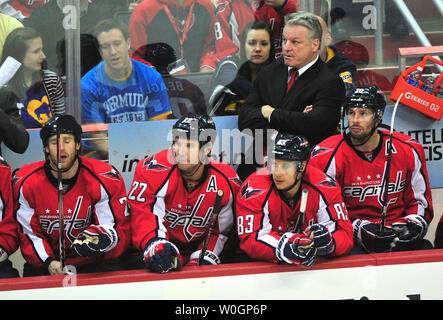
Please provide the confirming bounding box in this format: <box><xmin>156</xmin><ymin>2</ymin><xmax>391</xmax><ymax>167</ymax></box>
<box><xmin>198</xmin><ymin>189</ymin><xmax>224</xmax><ymax>266</ymax></box>
<box><xmin>295</xmin><ymin>188</ymin><xmax>309</xmax><ymax>233</ymax></box>
<box><xmin>380</xmin><ymin>92</ymin><xmax>403</xmax><ymax>232</ymax></box>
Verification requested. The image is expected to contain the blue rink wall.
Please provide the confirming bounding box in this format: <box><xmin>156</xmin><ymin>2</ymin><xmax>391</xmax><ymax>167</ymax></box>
<box><xmin>2</xmin><ymin>105</ymin><xmax>443</xmax><ymax>191</ymax></box>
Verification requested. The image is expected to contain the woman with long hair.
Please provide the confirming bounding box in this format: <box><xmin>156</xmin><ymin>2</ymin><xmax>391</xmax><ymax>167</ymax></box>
<box><xmin>208</xmin><ymin>20</ymin><xmax>275</xmax><ymax>115</ymax></box>
<box><xmin>0</xmin><ymin>27</ymin><xmax>61</xmax><ymax>128</ymax></box>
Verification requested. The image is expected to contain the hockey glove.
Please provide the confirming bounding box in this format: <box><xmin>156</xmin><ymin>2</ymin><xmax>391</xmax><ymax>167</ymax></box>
<box><xmin>72</xmin><ymin>225</ymin><xmax>118</xmax><ymax>257</ymax></box>
<box><xmin>275</xmin><ymin>232</ymin><xmax>316</xmax><ymax>267</ymax></box>
<box><xmin>305</xmin><ymin>224</ymin><xmax>335</xmax><ymax>256</ymax></box>
<box><xmin>353</xmin><ymin>219</ymin><xmax>396</xmax><ymax>253</ymax></box>
<box><xmin>391</xmin><ymin>215</ymin><xmax>428</xmax><ymax>250</ymax></box>
<box><xmin>143</xmin><ymin>238</ymin><xmax>181</xmax><ymax>273</ymax></box>
<box><xmin>188</xmin><ymin>249</ymin><xmax>221</xmax><ymax>266</ymax></box>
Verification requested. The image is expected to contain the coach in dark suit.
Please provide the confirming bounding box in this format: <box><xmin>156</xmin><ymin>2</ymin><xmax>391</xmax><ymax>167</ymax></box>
<box><xmin>237</xmin><ymin>11</ymin><xmax>345</xmax><ymax>180</ymax></box>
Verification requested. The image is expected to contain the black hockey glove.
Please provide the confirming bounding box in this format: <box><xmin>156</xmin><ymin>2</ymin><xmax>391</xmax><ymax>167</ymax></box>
<box><xmin>72</xmin><ymin>225</ymin><xmax>118</xmax><ymax>257</ymax></box>
<box><xmin>143</xmin><ymin>238</ymin><xmax>181</xmax><ymax>273</ymax></box>
<box><xmin>305</xmin><ymin>224</ymin><xmax>335</xmax><ymax>256</ymax></box>
<box><xmin>275</xmin><ymin>232</ymin><xmax>317</xmax><ymax>267</ymax></box>
<box><xmin>391</xmin><ymin>215</ymin><xmax>428</xmax><ymax>250</ymax></box>
<box><xmin>353</xmin><ymin>219</ymin><xmax>396</xmax><ymax>253</ymax></box>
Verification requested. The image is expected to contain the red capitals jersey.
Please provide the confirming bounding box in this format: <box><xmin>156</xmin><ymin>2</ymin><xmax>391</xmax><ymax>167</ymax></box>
<box><xmin>0</xmin><ymin>157</ymin><xmax>19</xmax><ymax>255</ymax></box>
<box><xmin>309</xmin><ymin>131</ymin><xmax>434</xmax><ymax>227</ymax></box>
<box><xmin>128</xmin><ymin>0</ymin><xmax>217</xmax><ymax>73</ymax></box>
<box><xmin>254</xmin><ymin>0</ymin><xmax>298</xmax><ymax>57</ymax></box>
<box><xmin>7</xmin><ymin>0</ymin><xmax>51</xmax><ymax>18</ymax></box>
<box><xmin>13</xmin><ymin>156</ymin><xmax>130</xmax><ymax>270</ymax></box>
<box><xmin>235</xmin><ymin>165</ymin><xmax>353</xmax><ymax>262</ymax></box>
<box><xmin>128</xmin><ymin>148</ymin><xmax>241</xmax><ymax>263</ymax></box>
<box><xmin>214</xmin><ymin>0</ymin><xmax>257</xmax><ymax>60</ymax></box>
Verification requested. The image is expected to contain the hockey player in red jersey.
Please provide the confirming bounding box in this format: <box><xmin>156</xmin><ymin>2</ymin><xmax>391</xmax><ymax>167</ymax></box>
<box><xmin>13</xmin><ymin>115</ymin><xmax>130</xmax><ymax>276</ymax></box>
<box><xmin>0</xmin><ymin>157</ymin><xmax>20</xmax><ymax>278</ymax></box>
<box><xmin>236</xmin><ymin>133</ymin><xmax>353</xmax><ymax>266</ymax></box>
<box><xmin>309</xmin><ymin>86</ymin><xmax>434</xmax><ymax>254</ymax></box>
<box><xmin>128</xmin><ymin>113</ymin><xmax>241</xmax><ymax>273</ymax></box>
<box><xmin>254</xmin><ymin>0</ymin><xmax>298</xmax><ymax>57</ymax></box>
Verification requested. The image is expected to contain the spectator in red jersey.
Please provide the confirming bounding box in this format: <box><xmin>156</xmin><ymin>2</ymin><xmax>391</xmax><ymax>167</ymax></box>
<box><xmin>213</xmin><ymin>0</ymin><xmax>256</xmax><ymax>60</ymax></box>
<box><xmin>128</xmin><ymin>0</ymin><xmax>217</xmax><ymax>73</ymax></box>
<box><xmin>254</xmin><ymin>0</ymin><xmax>298</xmax><ymax>58</ymax></box>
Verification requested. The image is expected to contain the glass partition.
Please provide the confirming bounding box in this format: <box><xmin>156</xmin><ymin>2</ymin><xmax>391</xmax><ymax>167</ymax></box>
<box><xmin>1</xmin><ymin>0</ymin><xmax>441</xmax><ymax>154</ymax></box>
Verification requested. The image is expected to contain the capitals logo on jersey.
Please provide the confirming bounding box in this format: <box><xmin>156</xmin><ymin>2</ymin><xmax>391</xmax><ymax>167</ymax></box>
<box><xmin>240</xmin><ymin>181</ymin><xmax>266</xmax><ymax>200</ymax></box>
<box><xmin>100</xmin><ymin>168</ymin><xmax>121</xmax><ymax>181</ymax></box>
<box><xmin>142</xmin><ymin>155</ymin><xmax>170</xmax><ymax>172</ymax></box>
<box><xmin>311</xmin><ymin>145</ymin><xmax>333</xmax><ymax>158</ymax></box>
<box><xmin>316</xmin><ymin>176</ymin><xmax>337</xmax><ymax>189</ymax></box>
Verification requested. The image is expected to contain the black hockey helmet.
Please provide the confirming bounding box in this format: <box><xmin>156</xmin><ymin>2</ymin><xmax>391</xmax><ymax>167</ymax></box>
<box><xmin>40</xmin><ymin>115</ymin><xmax>83</xmax><ymax>147</ymax></box>
<box><xmin>272</xmin><ymin>133</ymin><xmax>311</xmax><ymax>162</ymax></box>
<box><xmin>172</xmin><ymin>113</ymin><xmax>216</xmax><ymax>146</ymax></box>
<box><xmin>143</xmin><ymin>42</ymin><xmax>177</xmax><ymax>74</ymax></box>
<box><xmin>343</xmin><ymin>86</ymin><xmax>386</xmax><ymax>123</ymax></box>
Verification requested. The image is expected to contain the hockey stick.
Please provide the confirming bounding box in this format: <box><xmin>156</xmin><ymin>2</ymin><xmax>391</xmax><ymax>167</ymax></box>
<box><xmin>380</xmin><ymin>92</ymin><xmax>404</xmax><ymax>233</ymax></box>
<box><xmin>295</xmin><ymin>188</ymin><xmax>309</xmax><ymax>234</ymax></box>
<box><xmin>56</xmin><ymin>118</ymin><xmax>66</xmax><ymax>269</ymax></box>
<box><xmin>198</xmin><ymin>189</ymin><xmax>224</xmax><ymax>266</ymax></box>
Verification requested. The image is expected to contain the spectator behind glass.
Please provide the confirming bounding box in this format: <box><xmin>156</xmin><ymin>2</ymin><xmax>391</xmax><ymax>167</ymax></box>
<box><xmin>0</xmin><ymin>12</ymin><xmax>23</xmax><ymax>58</ymax></box>
<box><xmin>0</xmin><ymin>27</ymin><xmax>60</xmax><ymax>128</ymax></box>
<box><xmin>317</xmin><ymin>15</ymin><xmax>356</xmax><ymax>97</ymax></box>
<box><xmin>213</xmin><ymin>0</ymin><xmax>256</xmax><ymax>60</ymax></box>
<box><xmin>208</xmin><ymin>20</ymin><xmax>275</xmax><ymax>116</ymax></box>
<box><xmin>81</xmin><ymin>18</ymin><xmax>172</xmax><ymax>159</ymax></box>
<box><xmin>335</xmin><ymin>39</ymin><xmax>393</xmax><ymax>92</ymax></box>
<box><xmin>144</xmin><ymin>42</ymin><xmax>207</xmax><ymax>118</ymax></box>
<box><xmin>254</xmin><ymin>0</ymin><xmax>298</xmax><ymax>58</ymax></box>
<box><xmin>23</xmin><ymin>0</ymin><xmax>126</xmax><ymax>75</ymax></box>
<box><xmin>0</xmin><ymin>0</ymin><xmax>52</xmax><ymax>21</ymax></box>
<box><xmin>128</xmin><ymin>0</ymin><xmax>217</xmax><ymax>73</ymax></box>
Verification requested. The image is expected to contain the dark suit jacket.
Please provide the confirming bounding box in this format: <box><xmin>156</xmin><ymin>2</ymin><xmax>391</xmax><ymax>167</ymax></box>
<box><xmin>238</xmin><ymin>57</ymin><xmax>346</xmax><ymax>146</ymax></box>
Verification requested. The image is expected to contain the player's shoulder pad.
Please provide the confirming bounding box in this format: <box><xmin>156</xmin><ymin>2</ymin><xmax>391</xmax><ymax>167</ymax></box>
<box><xmin>384</xmin><ymin>130</ymin><xmax>425</xmax><ymax>153</ymax></box>
<box><xmin>136</xmin><ymin>149</ymin><xmax>174</xmax><ymax>175</ymax></box>
<box><xmin>238</xmin><ymin>168</ymin><xmax>271</xmax><ymax>201</ymax></box>
<box><xmin>12</xmin><ymin>161</ymin><xmax>45</xmax><ymax>190</ymax></box>
<box><xmin>304</xmin><ymin>164</ymin><xmax>339</xmax><ymax>191</ymax></box>
<box><xmin>80</xmin><ymin>156</ymin><xmax>125</xmax><ymax>187</ymax></box>
<box><xmin>311</xmin><ymin>134</ymin><xmax>344</xmax><ymax>158</ymax></box>
<box><xmin>208</xmin><ymin>159</ymin><xmax>243</xmax><ymax>189</ymax></box>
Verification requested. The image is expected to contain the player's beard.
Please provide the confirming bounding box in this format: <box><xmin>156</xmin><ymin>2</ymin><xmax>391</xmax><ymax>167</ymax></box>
<box><xmin>48</xmin><ymin>152</ymin><xmax>78</xmax><ymax>174</ymax></box>
<box><xmin>349</xmin><ymin>123</ymin><xmax>377</xmax><ymax>146</ymax></box>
